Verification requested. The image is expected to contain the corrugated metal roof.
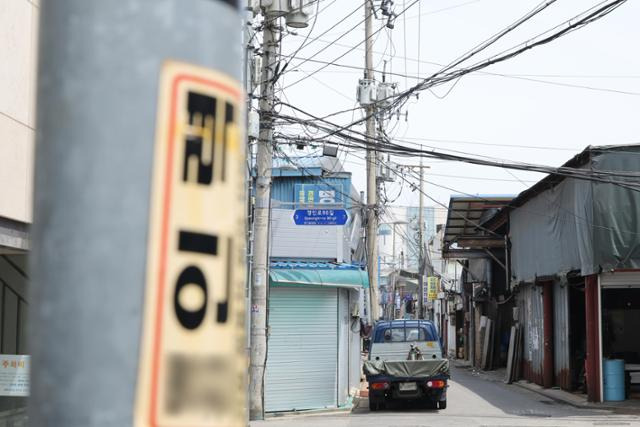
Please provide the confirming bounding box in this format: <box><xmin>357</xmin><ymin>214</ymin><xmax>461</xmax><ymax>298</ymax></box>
<box><xmin>272</xmin><ymin>156</ymin><xmax>347</xmax><ymax>175</ymax></box>
<box><xmin>269</xmin><ymin>261</ymin><xmax>369</xmax><ymax>288</ymax></box>
<box><xmin>486</xmin><ymin>144</ymin><xmax>640</xmax><ymax>229</ymax></box>
<box><xmin>442</xmin><ymin>196</ymin><xmax>513</xmax><ymax>249</ymax></box>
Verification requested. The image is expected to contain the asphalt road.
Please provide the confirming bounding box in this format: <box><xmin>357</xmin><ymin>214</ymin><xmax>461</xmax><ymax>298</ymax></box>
<box><xmin>251</xmin><ymin>366</ymin><xmax>640</xmax><ymax>427</ymax></box>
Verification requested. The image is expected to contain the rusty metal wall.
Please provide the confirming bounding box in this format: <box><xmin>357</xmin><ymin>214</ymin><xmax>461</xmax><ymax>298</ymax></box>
<box><xmin>518</xmin><ymin>283</ymin><xmax>544</xmax><ymax>385</ymax></box>
<box><xmin>553</xmin><ymin>279</ymin><xmax>571</xmax><ymax>389</ymax></box>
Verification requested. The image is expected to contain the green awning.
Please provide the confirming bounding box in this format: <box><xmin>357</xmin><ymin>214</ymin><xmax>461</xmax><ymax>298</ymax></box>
<box><xmin>270</xmin><ymin>268</ymin><xmax>369</xmax><ymax>289</ymax></box>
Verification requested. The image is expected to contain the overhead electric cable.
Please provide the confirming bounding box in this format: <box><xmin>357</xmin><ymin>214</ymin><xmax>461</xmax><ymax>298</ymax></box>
<box><xmin>282</xmin><ymin>0</ymin><xmax>421</xmax><ymax>90</ymax></box>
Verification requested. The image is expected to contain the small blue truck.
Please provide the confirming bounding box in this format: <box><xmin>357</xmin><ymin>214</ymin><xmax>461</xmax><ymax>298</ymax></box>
<box><xmin>363</xmin><ymin>320</ymin><xmax>450</xmax><ymax>411</ymax></box>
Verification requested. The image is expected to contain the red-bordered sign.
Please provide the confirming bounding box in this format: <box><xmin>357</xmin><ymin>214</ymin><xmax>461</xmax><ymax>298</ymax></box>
<box><xmin>135</xmin><ymin>61</ymin><xmax>246</xmax><ymax>427</ymax></box>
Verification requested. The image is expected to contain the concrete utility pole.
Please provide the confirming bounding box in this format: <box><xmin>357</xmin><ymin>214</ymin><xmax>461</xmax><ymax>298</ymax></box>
<box><xmin>364</xmin><ymin>0</ymin><xmax>380</xmax><ymax>322</ymax></box>
<box><xmin>31</xmin><ymin>1</ymin><xmax>245</xmax><ymax>426</ymax></box>
<box><xmin>398</xmin><ymin>161</ymin><xmax>429</xmax><ymax>318</ymax></box>
<box><xmin>417</xmin><ymin>156</ymin><xmax>424</xmax><ymax>318</ymax></box>
<box><xmin>249</xmin><ymin>14</ymin><xmax>278</xmax><ymax>422</ymax></box>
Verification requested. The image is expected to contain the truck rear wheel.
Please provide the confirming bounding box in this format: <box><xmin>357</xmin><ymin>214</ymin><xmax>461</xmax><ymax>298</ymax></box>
<box><xmin>438</xmin><ymin>400</ymin><xmax>447</xmax><ymax>410</ymax></box>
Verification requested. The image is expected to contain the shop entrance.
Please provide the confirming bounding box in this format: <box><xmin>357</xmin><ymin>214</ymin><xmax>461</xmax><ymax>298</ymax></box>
<box><xmin>601</xmin><ymin>287</ymin><xmax>640</xmax><ymax>400</ymax></box>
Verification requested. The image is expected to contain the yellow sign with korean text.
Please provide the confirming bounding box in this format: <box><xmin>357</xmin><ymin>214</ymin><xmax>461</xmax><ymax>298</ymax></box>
<box><xmin>134</xmin><ymin>61</ymin><xmax>246</xmax><ymax>427</ymax></box>
<box><xmin>427</xmin><ymin>277</ymin><xmax>440</xmax><ymax>302</ymax></box>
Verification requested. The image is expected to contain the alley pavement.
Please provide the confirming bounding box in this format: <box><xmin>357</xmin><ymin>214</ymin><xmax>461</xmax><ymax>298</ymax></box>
<box><xmin>251</xmin><ymin>366</ymin><xmax>640</xmax><ymax>427</ymax></box>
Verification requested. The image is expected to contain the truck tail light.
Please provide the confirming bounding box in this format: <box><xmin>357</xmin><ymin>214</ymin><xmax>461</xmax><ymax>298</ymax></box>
<box><xmin>370</xmin><ymin>382</ymin><xmax>390</xmax><ymax>390</ymax></box>
<box><xmin>426</xmin><ymin>380</ymin><xmax>446</xmax><ymax>389</ymax></box>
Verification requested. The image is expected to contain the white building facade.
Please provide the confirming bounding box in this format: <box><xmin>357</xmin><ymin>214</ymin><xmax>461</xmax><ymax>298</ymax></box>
<box><xmin>0</xmin><ymin>0</ymin><xmax>39</xmax><ymax>423</ymax></box>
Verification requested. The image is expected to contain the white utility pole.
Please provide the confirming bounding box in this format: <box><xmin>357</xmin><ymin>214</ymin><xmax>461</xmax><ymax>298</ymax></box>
<box><xmin>364</xmin><ymin>0</ymin><xmax>380</xmax><ymax>322</ymax></box>
<box><xmin>250</xmin><ymin>16</ymin><xmax>278</xmax><ymax>421</ymax></box>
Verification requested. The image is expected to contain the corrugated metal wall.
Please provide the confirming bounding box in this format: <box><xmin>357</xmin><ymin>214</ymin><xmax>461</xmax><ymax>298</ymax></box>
<box><xmin>518</xmin><ymin>283</ymin><xmax>544</xmax><ymax>385</ymax></box>
<box><xmin>270</xmin><ymin>209</ymin><xmax>344</xmax><ymax>261</ymax></box>
<box><xmin>553</xmin><ymin>280</ymin><xmax>571</xmax><ymax>389</ymax></box>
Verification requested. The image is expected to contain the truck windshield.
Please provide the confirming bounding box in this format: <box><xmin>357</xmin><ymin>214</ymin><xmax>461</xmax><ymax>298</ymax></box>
<box><xmin>375</xmin><ymin>326</ymin><xmax>436</xmax><ymax>343</ymax></box>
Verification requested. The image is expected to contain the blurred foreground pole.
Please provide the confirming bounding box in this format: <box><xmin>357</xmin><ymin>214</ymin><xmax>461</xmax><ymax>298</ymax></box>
<box><xmin>31</xmin><ymin>1</ymin><xmax>246</xmax><ymax>426</ymax></box>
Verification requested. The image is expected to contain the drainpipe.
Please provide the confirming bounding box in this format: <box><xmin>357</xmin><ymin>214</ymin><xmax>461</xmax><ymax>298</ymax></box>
<box><xmin>542</xmin><ymin>280</ymin><xmax>554</xmax><ymax>388</ymax></box>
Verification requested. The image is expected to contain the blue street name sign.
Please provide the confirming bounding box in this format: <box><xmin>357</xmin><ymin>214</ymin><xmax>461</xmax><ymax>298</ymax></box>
<box><xmin>293</xmin><ymin>209</ymin><xmax>348</xmax><ymax>226</ymax></box>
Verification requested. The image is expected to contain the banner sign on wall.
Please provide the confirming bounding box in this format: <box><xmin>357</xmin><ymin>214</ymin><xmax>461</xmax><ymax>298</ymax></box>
<box><xmin>0</xmin><ymin>355</ymin><xmax>29</xmax><ymax>397</ymax></box>
<box><xmin>427</xmin><ymin>277</ymin><xmax>440</xmax><ymax>302</ymax></box>
<box><xmin>294</xmin><ymin>183</ymin><xmax>345</xmax><ymax>208</ymax></box>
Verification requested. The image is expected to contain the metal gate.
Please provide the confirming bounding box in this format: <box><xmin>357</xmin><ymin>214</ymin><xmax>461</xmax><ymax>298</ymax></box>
<box><xmin>265</xmin><ymin>286</ymin><xmax>338</xmax><ymax>412</ymax></box>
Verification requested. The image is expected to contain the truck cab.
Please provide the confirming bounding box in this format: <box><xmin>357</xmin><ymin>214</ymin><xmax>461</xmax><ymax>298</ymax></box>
<box><xmin>370</xmin><ymin>320</ymin><xmax>443</xmax><ymax>360</ymax></box>
<box><xmin>364</xmin><ymin>320</ymin><xmax>449</xmax><ymax>411</ymax></box>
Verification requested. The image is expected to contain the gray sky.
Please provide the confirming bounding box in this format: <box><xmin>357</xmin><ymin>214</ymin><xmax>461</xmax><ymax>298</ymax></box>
<box><xmin>275</xmin><ymin>0</ymin><xmax>640</xmax><ymax>215</ymax></box>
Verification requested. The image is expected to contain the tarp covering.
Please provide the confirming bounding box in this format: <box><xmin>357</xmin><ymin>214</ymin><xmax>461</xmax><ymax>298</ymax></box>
<box><xmin>363</xmin><ymin>359</ymin><xmax>449</xmax><ymax>378</ymax></box>
<box><xmin>591</xmin><ymin>149</ymin><xmax>640</xmax><ymax>271</ymax></box>
<box><xmin>270</xmin><ymin>268</ymin><xmax>369</xmax><ymax>289</ymax></box>
<box><xmin>510</xmin><ymin>175</ymin><xmax>593</xmax><ymax>282</ymax></box>
<box><xmin>509</xmin><ymin>146</ymin><xmax>640</xmax><ymax>282</ymax></box>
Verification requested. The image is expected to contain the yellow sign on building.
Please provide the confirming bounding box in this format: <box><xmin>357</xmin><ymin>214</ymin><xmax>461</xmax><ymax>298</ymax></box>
<box><xmin>427</xmin><ymin>277</ymin><xmax>440</xmax><ymax>302</ymax></box>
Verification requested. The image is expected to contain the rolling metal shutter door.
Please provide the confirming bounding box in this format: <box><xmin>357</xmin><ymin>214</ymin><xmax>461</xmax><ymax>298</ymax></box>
<box><xmin>265</xmin><ymin>286</ymin><xmax>338</xmax><ymax>412</ymax></box>
<box><xmin>600</xmin><ymin>272</ymin><xmax>640</xmax><ymax>288</ymax></box>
